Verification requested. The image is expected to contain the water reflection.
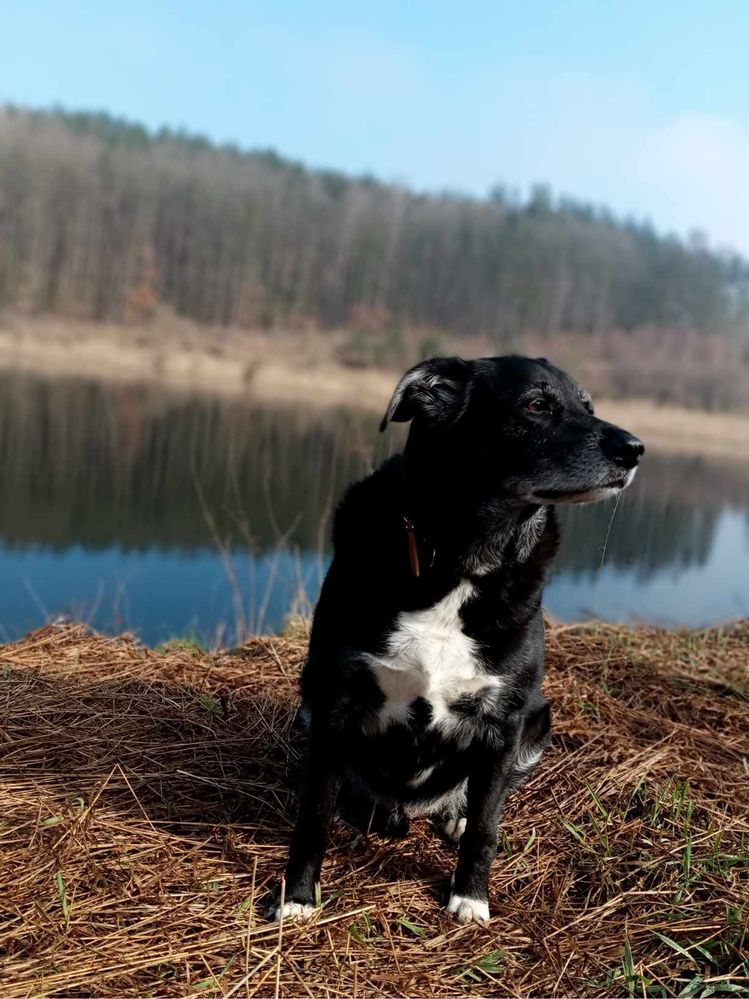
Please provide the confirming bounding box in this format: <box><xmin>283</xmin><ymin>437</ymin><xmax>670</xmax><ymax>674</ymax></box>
<box><xmin>0</xmin><ymin>373</ymin><xmax>746</xmax><ymax>642</ymax></box>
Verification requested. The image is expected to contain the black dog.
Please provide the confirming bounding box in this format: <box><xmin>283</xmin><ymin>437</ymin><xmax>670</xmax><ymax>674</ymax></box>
<box><xmin>271</xmin><ymin>355</ymin><xmax>643</xmax><ymax>923</ymax></box>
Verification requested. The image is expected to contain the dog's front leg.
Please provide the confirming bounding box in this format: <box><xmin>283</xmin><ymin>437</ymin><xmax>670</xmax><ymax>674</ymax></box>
<box><xmin>271</xmin><ymin>724</ymin><xmax>341</xmax><ymax>922</ymax></box>
<box><xmin>447</xmin><ymin>755</ymin><xmax>510</xmax><ymax>924</ymax></box>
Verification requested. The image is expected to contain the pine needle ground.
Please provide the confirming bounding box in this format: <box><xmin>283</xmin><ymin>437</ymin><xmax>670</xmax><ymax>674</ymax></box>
<box><xmin>1</xmin><ymin>620</ymin><xmax>747</xmax><ymax>998</ymax></box>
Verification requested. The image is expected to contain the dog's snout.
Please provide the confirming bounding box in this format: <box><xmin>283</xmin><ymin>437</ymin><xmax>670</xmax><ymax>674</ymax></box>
<box><xmin>602</xmin><ymin>428</ymin><xmax>645</xmax><ymax>469</ymax></box>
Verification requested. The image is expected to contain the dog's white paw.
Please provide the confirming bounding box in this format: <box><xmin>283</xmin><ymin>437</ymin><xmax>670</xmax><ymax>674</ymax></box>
<box><xmin>447</xmin><ymin>893</ymin><xmax>490</xmax><ymax>924</ymax></box>
<box><xmin>273</xmin><ymin>901</ymin><xmax>317</xmax><ymax>923</ymax></box>
<box><xmin>443</xmin><ymin>816</ymin><xmax>466</xmax><ymax>842</ymax></box>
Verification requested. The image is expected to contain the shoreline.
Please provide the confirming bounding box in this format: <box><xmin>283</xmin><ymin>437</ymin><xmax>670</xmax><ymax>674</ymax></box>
<box><xmin>1</xmin><ymin>315</ymin><xmax>748</xmax><ymax>459</ymax></box>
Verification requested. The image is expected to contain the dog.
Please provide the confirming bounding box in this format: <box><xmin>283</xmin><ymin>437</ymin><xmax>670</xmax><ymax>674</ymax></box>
<box><xmin>270</xmin><ymin>355</ymin><xmax>644</xmax><ymax>924</ymax></box>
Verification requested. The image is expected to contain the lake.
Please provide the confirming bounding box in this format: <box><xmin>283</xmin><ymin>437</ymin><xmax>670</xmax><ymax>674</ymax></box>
<box><xmin>0</xmin><ymin>372</ymin><xmax>747</xmax><ymax>645</ymax></box>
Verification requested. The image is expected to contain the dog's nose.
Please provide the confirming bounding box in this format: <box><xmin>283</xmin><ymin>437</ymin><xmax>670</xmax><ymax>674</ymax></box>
<box><xmin>603</xmin><ymin>428</ymin><xmax>645</xmax><ymax>469</ymax></box>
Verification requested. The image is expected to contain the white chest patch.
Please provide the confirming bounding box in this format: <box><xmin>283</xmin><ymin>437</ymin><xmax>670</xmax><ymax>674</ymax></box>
<box><xmin>364</xmin><ymin>580</ymin><xmax>503</xmax><ymax>734</ymax></box>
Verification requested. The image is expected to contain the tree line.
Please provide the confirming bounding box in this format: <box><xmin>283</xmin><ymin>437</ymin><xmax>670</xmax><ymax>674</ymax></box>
<box><xmin>1</xmin><ymin>105</ymin><xmax>748</xmax><ymax>338</ymax></box>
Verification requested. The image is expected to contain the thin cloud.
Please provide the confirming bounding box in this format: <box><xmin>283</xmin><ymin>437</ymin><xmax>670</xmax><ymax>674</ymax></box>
<box><xmin>635</xmin><ymin>114</ymin><xmax>749</xmax><ymax>255</ymax></box>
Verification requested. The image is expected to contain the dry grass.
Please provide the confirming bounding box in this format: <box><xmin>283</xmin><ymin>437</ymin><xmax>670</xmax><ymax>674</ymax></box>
<box><xmin>0</xmin><ymin>620</ymin><xmax>747</xmax><ymax>998</ymax></box>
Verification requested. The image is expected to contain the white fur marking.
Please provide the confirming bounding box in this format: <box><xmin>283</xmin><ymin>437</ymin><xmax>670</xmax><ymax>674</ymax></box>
<box><xmin>466</xmin><ymin>507</ymin><xmax>546</xmax><ymax>575</ymax></box>
<box><xmin>364</xmin><ymin>580</ymin><xmax>503</xmax><ymax>734</ymax></box>
<box><xmin>515</xmin><ymin>743</ymin><xmax>544</xmax><ymax>771</ymax></box>
<box><xmin>447</xmin><ymin>894</ymin><xmax>490</xmax><ymax>923</ymax></box>
<box><xmin>515</xmin><ymin>509</ymin><xmax>546</xmax><ymax>563</ymax></box>
<box><xmin>274</xmin><ymin>901</ymin><xmax>316</xmax><ymax>923</ymax></box>
<box><xmin>409</xmin><ymin>765</ymin><xmax>436</xmax><ymax>787</ymax></box>
<box><xmin>404</xmin><ymin>783</ymin><xmax>466</xmax><ymax>819</ymax></box>
<box><xmin>443</xmin><ymin>816</ymin><xmax>467</xmax><ymax>842</ymax></box>
<box><xmin>529</xmin><ymin>467</ymin><xmax>638</xmax><ymax>507</ymax></box>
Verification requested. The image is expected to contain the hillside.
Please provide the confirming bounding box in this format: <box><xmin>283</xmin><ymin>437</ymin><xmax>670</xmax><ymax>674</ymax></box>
<box><xmin>1</xmin><ymin>105</ymin><xmax>749</xmax><ymax>339</ymax></box>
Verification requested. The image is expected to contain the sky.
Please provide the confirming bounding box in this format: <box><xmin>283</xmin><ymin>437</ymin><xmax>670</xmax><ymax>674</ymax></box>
<box><xmin>2</xmin><ymin>0</ymin><xmax>748</xmax><ymax>253</ymax></box>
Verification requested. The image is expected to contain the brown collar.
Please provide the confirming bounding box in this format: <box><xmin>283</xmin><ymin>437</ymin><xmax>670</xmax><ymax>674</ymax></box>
<box><xmin>402</xmin><ymin>514</ymin><xmax>437</xmax><ymax>578</ymax></box>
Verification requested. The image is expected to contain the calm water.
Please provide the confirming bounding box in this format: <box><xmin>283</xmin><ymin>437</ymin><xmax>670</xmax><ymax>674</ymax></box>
<box><xmin>0</xmin><ymin>373</ymin><xmax>747</xmax><ymax>645</ymax></box>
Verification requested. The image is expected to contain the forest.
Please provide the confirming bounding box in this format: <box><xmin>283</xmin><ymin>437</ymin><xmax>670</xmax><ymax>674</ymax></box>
<box><xmin>1</xmin><ymin>104</ymin><xmax>749</xmax><ymax>340</ymax></box>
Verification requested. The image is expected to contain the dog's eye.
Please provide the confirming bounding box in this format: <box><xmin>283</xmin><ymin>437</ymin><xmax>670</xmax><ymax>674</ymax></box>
<box><xmin>526</xmin><ymin>398</ymin><xmax>550</xmax><ymax>414</ymax></box>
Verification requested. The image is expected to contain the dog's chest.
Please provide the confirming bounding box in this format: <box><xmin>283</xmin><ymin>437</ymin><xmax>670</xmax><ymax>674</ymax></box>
<box><xmin>364</xmin><ymin>580</ymin><xmax>502</xmax><ymax>732</ymax></box>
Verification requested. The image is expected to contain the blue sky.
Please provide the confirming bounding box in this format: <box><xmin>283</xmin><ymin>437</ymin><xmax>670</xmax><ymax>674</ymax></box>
<box><xmin>2</xmin><ymin>0</ymin><xmax>748</xmax><ymax>252</ymax></box>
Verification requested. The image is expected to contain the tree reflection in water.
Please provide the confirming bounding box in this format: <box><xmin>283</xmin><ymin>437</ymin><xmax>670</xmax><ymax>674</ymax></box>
<box><xmin>0</xmin><ymin>373</ymin><xmax>746</xmax><ymax>640</ymax></box>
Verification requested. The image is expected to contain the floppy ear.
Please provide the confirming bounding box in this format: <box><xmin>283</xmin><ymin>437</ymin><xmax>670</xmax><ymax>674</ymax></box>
<box><xmin>380</xmin><ymin>357</ymin><xmax>473</xmax><ymax>432</ymax></box>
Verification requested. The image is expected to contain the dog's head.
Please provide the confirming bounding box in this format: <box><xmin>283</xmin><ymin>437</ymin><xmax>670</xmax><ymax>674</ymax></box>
<box><xmin>381</xmin><ymin>355</ymin><xmax>644</xmax><ymax>504</ymax></box>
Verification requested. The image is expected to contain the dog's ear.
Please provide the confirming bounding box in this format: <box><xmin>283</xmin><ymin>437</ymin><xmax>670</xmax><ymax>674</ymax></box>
<box><xmin>380</xmin><ymin>357</ymin><xmax>473</xmax><ymax>431</ymax></box>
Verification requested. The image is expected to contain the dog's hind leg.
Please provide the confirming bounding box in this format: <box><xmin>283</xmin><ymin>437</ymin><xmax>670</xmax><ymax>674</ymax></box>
<box><xmin>433</xmin><ymin>785</ymin><xmax>468</xmax><ymax>844</ymax></box>
<box><xmin>337</xmin><ymin>775</ymin><xmax>411</xmax><ymax>838</ymax></box>
<box><xmin>376</xmin><ymin>802</ymin><xmax>411</xmax><ymax>838</ymax></box>
<box><xmin>442</xmin><ymin>813</ymin><xmax>467</xmax><ymax>843</ymax></box>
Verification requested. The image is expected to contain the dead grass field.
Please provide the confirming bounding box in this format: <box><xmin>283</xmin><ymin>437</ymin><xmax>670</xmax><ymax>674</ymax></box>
<box><xmin>1</xmin><ymin>621</ymin><xmax>747</xmax><ymax>997</ymax></box>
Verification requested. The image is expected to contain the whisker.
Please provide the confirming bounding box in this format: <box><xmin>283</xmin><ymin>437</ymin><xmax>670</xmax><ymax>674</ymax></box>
<box><xmin>598</xmin><ymin>490</ymin><xmax>623</xmax><ymax>570</ymax></box>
